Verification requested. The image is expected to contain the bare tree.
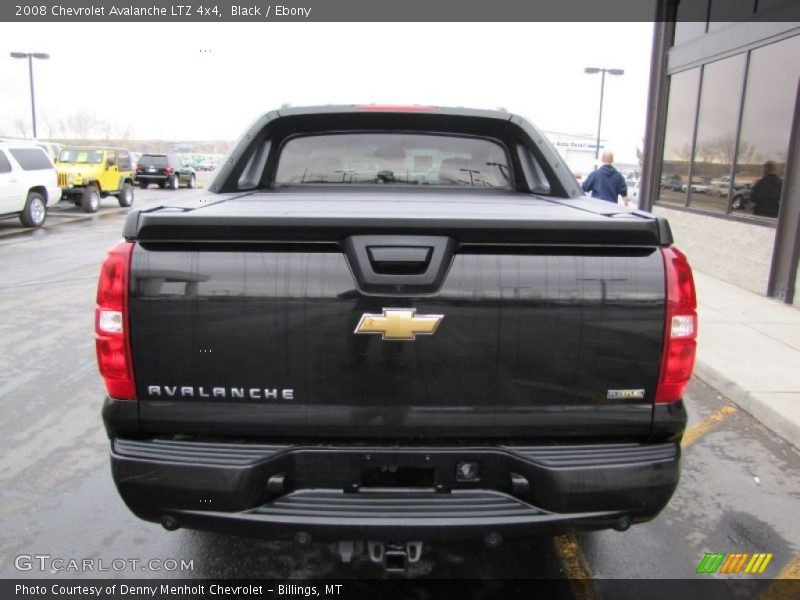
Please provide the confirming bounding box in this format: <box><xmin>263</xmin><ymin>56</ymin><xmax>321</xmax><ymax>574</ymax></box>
<box><xmin>114</xmin><ymin>122</ymin><xmax>135</xmax><ymax>141</ymax></box>
<box><xmin>693</xmin><ymin>140</ymin><xmax>716</xmax><ymax>176</ymax></box>
<box><xmin>100</xmin><ymin>120</ymin><xmax>114</xmax><ymax>140</ymax></box>
<box><xmin>42</xmin><ymin>114</ymin><xmax>62</xmax><ymax>140</ymax></box>
<box><xmin>672</xmin><ymin>142</ymin><xmax>693</xmax><ymax>163</ymax></box>
<box><xmin>13</xmin><ymin>117</ymin><xmax>30</xmax><ymax>139</ymax></box>
<box><xmin>736</xmin><ymin>140</ymin><xmax>756</xmax><ymax>167</ymax></box>
<box><xmin>65</xmin><ymin>110</ymin><xmax>99</xmax><ymax>139</ymax></box>
<box><xmin>709</xmin><ymin>133</ymin><xmax>736</xmax><ymax>168</ymax></box>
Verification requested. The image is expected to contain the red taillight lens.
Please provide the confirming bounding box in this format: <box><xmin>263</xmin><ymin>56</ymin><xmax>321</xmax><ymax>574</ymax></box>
<box><xmin>164</xmin><ymin>166</ymin><xmax>173</xmax><ymax>174</ymax></box>
<box><xmin>95</xmin><ymin>241</ymin><xmax>136</xmax><ymax>400</ymax></box>
<box><xmin>655</xmin><ymin>247</ymin><xmax>698</xmax><ymax>404</ymax></box>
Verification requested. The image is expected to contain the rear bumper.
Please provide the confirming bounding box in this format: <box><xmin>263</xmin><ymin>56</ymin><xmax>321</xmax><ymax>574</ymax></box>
<box><xmin>46</xmin><ymin>186</ymin><xmax>62</xmax><ymax>206</ymax></box>
<box><xmin>109</xmin><ymin>436</ymin><xmax>681</xmax><ymax>541</ymax></box>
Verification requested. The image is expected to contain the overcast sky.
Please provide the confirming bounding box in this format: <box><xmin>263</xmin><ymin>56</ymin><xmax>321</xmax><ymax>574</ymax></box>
<box><xmin>0</xmin><ymin>22</ymin><xmax>654</xmax><ymax>162</ymax></box>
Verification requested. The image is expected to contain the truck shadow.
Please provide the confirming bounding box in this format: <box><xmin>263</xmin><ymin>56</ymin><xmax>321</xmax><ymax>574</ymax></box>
<box><xmin>178</xmin><ymin>531</ymin><xmax>570</xmax><ymax>579</ymax></box>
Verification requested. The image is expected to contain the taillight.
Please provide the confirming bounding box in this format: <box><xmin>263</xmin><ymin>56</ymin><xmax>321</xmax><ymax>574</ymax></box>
<box><xmin>95</xmin><ymin>240</ymin><xmax>136</xmax><ymax>400</ymax></box>
<box><xmin>655</xmin><ymin>246</ymin><xmax>698</xmax><ymax>404</ymax></box>
<box><xmin>164</xmin><ymin>166</ymin><xmax>173</xmax><ymax>174</ymax></box>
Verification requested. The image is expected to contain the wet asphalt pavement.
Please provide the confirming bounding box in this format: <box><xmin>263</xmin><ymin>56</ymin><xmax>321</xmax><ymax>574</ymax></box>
<box><xmin>0</xmin><ymin>180</ymin><xmax>798</xmax><ymax>592</ymax></box>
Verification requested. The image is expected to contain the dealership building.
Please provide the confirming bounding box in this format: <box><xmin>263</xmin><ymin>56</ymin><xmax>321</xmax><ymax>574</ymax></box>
<box><xmin>543</xmin><ymin>131</ymin><xmax>604</xmax><ymax>179</ymax></box>
<box><xmin>639</xmin><ymin>2</ymin><xmax>800</xmax><ymax>306</ymax></box>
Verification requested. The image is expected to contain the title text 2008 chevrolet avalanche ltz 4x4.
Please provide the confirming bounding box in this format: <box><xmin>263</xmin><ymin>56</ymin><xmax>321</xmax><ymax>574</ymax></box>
<box><xmin>97</xmin><ymin>105</ymin><xmax>697</xmax><ymax>569</ymax></box>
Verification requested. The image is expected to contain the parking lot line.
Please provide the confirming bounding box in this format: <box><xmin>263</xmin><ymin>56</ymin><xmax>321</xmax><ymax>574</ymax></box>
<box><xmin>0</xmin><ymin>206</ymin><xmax>132</xmax><ymax>239</ymax></box>
<box><xmin>553</xmin><ymin>534</ymin><xmax>597</xmax><ymax>597</ymax></box>
<box><xmin>776</xmin><ymin>554</ymin><xmax>800</xmax><ymax>579</ymax></box>
<box><xmin>756</xmin><ymin>554</ymin><xmax>800</xmax><ymax>599</ymax></box>
<box><xmin>681</xmin><ymin>404</ymin><xmax>738</xmax><ymax>449</ymax></box>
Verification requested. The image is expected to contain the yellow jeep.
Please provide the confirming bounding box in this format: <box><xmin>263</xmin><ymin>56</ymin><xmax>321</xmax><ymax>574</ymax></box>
<box><xmin>56</xmin><ymin>147</ymin><xmax>135</xmax><ymax>213</ymax></box>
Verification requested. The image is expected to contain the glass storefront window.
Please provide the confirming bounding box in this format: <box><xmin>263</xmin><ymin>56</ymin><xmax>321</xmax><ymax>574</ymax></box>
<box><xmin>659</xmin><ymin>68</ymin><xmax>701</xmax><ymax>206</ymax></box>
<box><xmin>688</xmin><ymin>54</ymin><xmax>746</xmax><ymax>213</ymax></box>
<box><xmin>708</xmin><ymin>0</ymin><xmax>756</xmax><ymax>31</ymax></box>
<box><xmin>734</xmin><ymin>35</ymin><xmax>800</xmax><ymax>219</ymax></box>
<box><xmin>756</xmin><ymin>0</ymin><xmax>787</xmax><ymax>14</ymax></box>
<box><xmin>673</xmin><ymin>0</ymin><xmax>709</xmax><ymax>46</ymax></box>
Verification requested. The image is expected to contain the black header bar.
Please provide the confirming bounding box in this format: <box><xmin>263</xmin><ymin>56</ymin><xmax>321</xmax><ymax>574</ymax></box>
<box><xmin>2</xmin><ymin>0</ymin><xmax>799</xmax><ymax>23</ymax></box>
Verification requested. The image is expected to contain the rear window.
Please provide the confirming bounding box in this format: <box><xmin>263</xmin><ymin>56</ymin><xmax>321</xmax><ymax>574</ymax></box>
<box><xmin>274</xmin><ymin>133</ymin><xmax>512</xmax><ymax>188</ymax></box>
<box><xmin>9</xmin><ymin>147</ymin><xmax>53</xmax><ymax>171</ymax></box>
<box><xmin>139</xmin><ymin>155</ymin><xmax>169</xmax><ymax>167</ymax></box>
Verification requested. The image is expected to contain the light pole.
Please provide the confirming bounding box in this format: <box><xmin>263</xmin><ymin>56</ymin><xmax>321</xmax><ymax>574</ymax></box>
<box><xmin>584</xmin><ymin>67</ymin><xmax>624</xmax><ymax>166</ymax></box>
<box><xmin>10</xmin><ymin>52</ymin><xmax>50</xmax><ymax>139</ymax></box>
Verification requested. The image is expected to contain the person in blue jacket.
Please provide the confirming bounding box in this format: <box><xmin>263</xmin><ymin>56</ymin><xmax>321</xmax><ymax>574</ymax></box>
<box><xmin>582</xmin><ymin>151</ymin><xmax>630</xmax><ymax>206</ymax></box>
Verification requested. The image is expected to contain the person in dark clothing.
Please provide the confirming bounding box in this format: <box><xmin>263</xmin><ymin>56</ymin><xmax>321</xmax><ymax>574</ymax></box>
<box><xmin>750</xmin><ymin>161</ymin><xmax>782</xmax><ymax>218</ymax></box>
<box><xmin>582</xmin><ymin>151</ymin><xmax>630</xmax><ymax>206</ymax></box>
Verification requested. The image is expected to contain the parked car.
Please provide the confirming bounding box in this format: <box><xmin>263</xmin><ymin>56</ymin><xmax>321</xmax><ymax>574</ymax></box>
<box><xmin>731</xmin><ymin>183</ymin><xmax>752</xmax><ymax>210</ymax></box>
<box><xmin>56</xmin><ymin>147</ymin><xmax>135</xmax><ymax>212</ymax></box>
<box><xmin>136</xmin><ymin>153</ymin><xmax>196</xmax><ymax>190</ymax></box>
<box><xmin>709</xmin><ymin>176</ymin><xmax>731</xmax><ymax>196</ymax></box>
<box><xmin>35</xmin><ymin>141</ymin><xmax>64</xmax><ymax>162</ymax></box>
<box><xmin>628</xmin><ymin>178</ymin><xmax>641</xmax><ymax>209</ymax></box>
<box><xmin>0</xmin><ymin>141</ymin><xmax>62</xmax><ymax>228</ymax></box>
<box><xmin>196</xmin><ymin>160</ymin><xmax>217</xmax><ymax>172</ymax></box>
<box><xmin>130</xmin><ymin>152</ymin><xmax>142</xmax><ymax>175</ymax></box>
<box><xmin>681</xmin><ymin>178</ymin><xmax>710</xmax><ymax>194</ymax></box>
<box><xmin>709</xmin><ymin>176</ymin><xmax>754</xmax><ymax>209</ymax></box>
<box><xmin>660</xmin><ymin>174</ymin><xmax>682</xmax><ymax>191</ymax></box>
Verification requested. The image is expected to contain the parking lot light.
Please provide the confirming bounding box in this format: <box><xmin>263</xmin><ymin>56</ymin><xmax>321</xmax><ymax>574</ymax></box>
<box><xmin>584</xmin><ymin>66</ymin><xmax>624</xmax><ymax>164</ymax></box>
<box><xmin>10</xmin><ymin>51</ymin><xmax>51</xmax><ymax>139</ymax></box>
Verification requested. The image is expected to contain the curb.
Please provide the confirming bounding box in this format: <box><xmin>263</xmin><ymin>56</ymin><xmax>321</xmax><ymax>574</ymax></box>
<box><xmin>694</xmin><ymin>360</ymin><xmax>800</xmax><ymax>451</ymax></box>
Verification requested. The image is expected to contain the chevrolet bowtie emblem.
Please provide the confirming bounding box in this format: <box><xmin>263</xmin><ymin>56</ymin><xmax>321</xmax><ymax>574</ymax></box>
<box><xmin>354</xmin><ymin>308</ymin><xmax>444</xmax><ymax>341</ymax></box>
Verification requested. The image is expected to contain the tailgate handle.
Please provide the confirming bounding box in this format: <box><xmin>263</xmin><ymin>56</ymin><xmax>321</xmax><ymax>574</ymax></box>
<box><xmin>344</xmin><ymin>235</ymin><xmax>456</xmax><ymax>294</ymax></box>
<box><xmin>367</xmin><ymin>246</ymin><xmax>432</xmax><ymax>274</ymax></box>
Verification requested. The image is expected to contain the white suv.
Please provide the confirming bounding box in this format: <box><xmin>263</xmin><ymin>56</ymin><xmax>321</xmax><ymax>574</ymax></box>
<box><xmin>0</xmin><ymin>142</ymin><xmax>62</xmax><ymax>228</ymax></box>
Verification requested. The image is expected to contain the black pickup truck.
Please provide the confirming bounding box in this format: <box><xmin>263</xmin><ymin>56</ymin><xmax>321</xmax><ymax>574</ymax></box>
<box><xmin>97</xmin><ymin>105</ymin><xmax>697</xmax><ymax>568</ymax></box>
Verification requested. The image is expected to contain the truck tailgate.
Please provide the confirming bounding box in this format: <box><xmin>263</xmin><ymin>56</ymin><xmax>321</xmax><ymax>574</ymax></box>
<box><xmin>127</xmin><ymin>190</ymin><xmax>666</xmax><ymax>439</ymax></box>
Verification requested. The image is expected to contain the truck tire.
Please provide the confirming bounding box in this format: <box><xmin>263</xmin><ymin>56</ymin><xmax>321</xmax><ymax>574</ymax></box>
<box><xmin>20</xmin><ymin>191</ymin><xmax>47</xmax><ymax>228</ymax></box>
<box><xmin>81</xmin><ymin>186</ymin><xmax>100</xmax><ymax>213</ymax></box>
<box><xmin>139</xmin><ymin>181</ymin><xmax>148</xmax><ymax>190</ymax></box>
<box><xmin>117</xmin><ymin>183</ymin><xmax>134</xmax><ymax>207</ymax></box>
<box><xmin>188</xmin><ymin>174</ymin><xmax>196</xmax><ymax>189</ymax></box>
<box><xmin>170</xmin><ymin>175</ymin><xmax>180</xmax><ymax>190</ymax></box>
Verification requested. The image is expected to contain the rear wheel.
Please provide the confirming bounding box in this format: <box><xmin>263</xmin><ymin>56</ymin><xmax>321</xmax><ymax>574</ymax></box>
<box><xmin>117</xmin><ymin>182</ymin><xmax>134</xmax><ymax>207</ymax></box>
<box><xmin>188</xmin><ymin>174</ymin><xmax>196</xmax><ymax>189</ymax></box>
<box><xmin>732</xmin><ymin>194</ymin><xmax>745</xmax><ymax>210</ymax></box>
<box><xmin>139</xmin><ymin>181</ymin><xmax>148</xmax><ymax>190</ymax></box>
<box><xmin>158</xmin><ymin>182</ymin><xmax>166</xmax><ymax>189</ymax></box>
<box><xmin>20</xmin><ymin>191</ymin><xmax>47</xmax><ymax>228</ymax></box>
<box><xmin>81</xmin><ymin>185</ymin><xmax>100</xmax><ymax>213</ymax></box>
<box><xmin>170</xmin><ymin>175</ymin><xmax>180</xmax><ymax>190</ymax></box>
